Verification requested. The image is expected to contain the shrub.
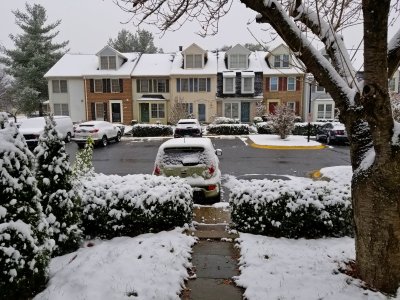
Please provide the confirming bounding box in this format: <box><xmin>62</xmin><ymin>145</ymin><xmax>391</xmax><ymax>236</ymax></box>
<box><xmin>79</xmin><ymin>174</ymin><xmax>193</xmax><ymax>239</ymax></box>
<box><xmin>256</xmin><ymin>121</ymin><xmax>274</xmax><ymax>134</ymax></box>
<box><xmin>207</xmin><ymin>124</ymin><xmax>250</xmax><ymax>135</ymax></box>
<box><xmin>0</xmin><ymin>120</ymin><xmax>51</xmax><ymax>299</ymax></box>
<box><xmin>292</xmin><ymin>122</ymin><xmax>321</xmax><ymax>136</ymax></box>
<box><xmin>131</xmin><ymin>124</ymin><xmax>173</xmax><ymax>137</ymax></box>
<box><xmin>267</xmin><ymin>104</ymin><xmax>296</xmax><ymax>139</ymax></box>
<box><xmin>213</xmin><ymin>117</ymin><xmax>240</xmax><ymax>124</ymax></box>
<box><xmin>229</xmin><ymin>178</ymin><xmax>353</xmax><ymax>238</ymax></box>
<box><xmin>253</xmin><ymin>116</ymin><xmax>263</xmax><ymax>125</ymax></box>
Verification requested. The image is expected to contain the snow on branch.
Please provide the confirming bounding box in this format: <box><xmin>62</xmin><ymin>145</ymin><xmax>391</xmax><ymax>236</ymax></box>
<box><xmin>290</xmin><ymin>1</ymin><xmax>359</xmax><ymax>90</ymax></box>
<box><xmin>113</xmin><ymin>0</ymin><xmax>232</xmax><ymax>37</ymax></box>
<box><xmin>388</xmin><ymin>28</ymin><xmax>400</xmax><ymax>78</ymax></box>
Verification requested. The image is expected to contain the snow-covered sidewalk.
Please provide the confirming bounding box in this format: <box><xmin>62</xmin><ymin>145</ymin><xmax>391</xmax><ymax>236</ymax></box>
<box><xmin>248</xmin><ymin>134</ymin><xmax>323</xmax><ymax>147</ymax></box>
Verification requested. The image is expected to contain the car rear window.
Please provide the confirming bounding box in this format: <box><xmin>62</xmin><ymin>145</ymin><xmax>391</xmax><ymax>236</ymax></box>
<box><xmin>161</xmin><ymin>147</ymin><xmax>207</xmax><ymax>166</ymax></box>
<box><xmin>79</xmin><ymin>124</ymin><xmax>95</xmax><ymax>128</ymax></box>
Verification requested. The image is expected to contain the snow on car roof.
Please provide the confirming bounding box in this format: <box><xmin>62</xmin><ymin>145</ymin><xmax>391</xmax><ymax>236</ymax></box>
<box><xmin>159</xmin><ymin>137</ymin><xmax>213</xmax><ymax>150</ymax></box>
<box><xmin>178</xmin><ymin>119</ymin><xmax>199</xmax><ymax>123</ymax></box>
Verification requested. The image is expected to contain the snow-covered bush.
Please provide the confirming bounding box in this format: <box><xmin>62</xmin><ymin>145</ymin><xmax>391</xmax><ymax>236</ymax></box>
<box><xmin>207</xmin><ymin>124</ymin><xmax>250</xmax><ymax>135</ymax></box>
<box><xmin>267</xmin><ymin>104</ymin><xmax>296</xmax><ymax>139</ymax></box>
<box><xmin>213</xmin><ymin>117</ymin><xmax>240</xmax><ymax>124</ymax></box>
<box><xmin>292</xmin><ymin>122</ymin><xmax>321</xmax><ymax>136</ymax></box>
<box><xmin>0</xmin><ymin>120</ymin><xmax>51</xmax><ymax>299</ymax></box>
<box><xmin>71</xmin><ymin>136</ymin><xmax>94</xmax><ymax>181</ymax></box>
<box><xmin>131</xmin><ymin>124</ymin><xmax>173</xmax><ymax>137</ymax></box>
<box><xmin>391</xmin><ymin>92</ymin><xmax>400</xmax><ymax>121</ymax></box>
<box><xmin>34</xmin><ymin>116</ymin><xmax>82</xmax><ymax>256</ymax></box>
<box><xmin>229</xmin><ymin>179</ymin><xmax>353</xmax><ymax>238</ymax></box>
<box><xmin>79</xmin><ymin>174</ymin><xmax>193</xmax><ymax>238</ymax></box>
<box><xmin>256</xmin><ymin>121</ymin><xmax>274</xmax><ymax>134</ymax></box>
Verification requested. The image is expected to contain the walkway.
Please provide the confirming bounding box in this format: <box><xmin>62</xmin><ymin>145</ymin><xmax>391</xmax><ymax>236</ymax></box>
<box><xmin>182</xmin><ymin>206</ymin><xmax>243</xmax><ymax>300</ymax></box>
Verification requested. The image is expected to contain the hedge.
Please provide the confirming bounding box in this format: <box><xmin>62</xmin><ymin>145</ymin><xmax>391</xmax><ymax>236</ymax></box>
<box><xmin>257</xmin><ymin>122</ymin><xmax>324</xmax><ymax>136</ymax></box>
<box><xmin>213</xmin><ymin>117</ymin><xmax>240</xmax><ymax>124</ymax></box>
<box><xmin>229</xmin><ymin>178</ymin><xmax>353</xmax><ymax>238</ymax></box>
<box><xmin>207</xmin><ymin>124</ymin><xmax>250</xmax><ymax>135</ymax></box>
<box><xmin>79</xmin><ymin>174</ymin><xmax>193</xmax><ymax>239</ymax></box>
<box><xmin>131</xmin><ymin>124</ymin><xmax>173</xmax><ymax>137</ymax></box>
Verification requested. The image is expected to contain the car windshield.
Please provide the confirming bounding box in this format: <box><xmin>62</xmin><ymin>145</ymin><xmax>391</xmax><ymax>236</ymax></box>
<box><xmin>161</xmin><ymin>147</ymin><xmax>207</xmax><ymax>166</ymax></box>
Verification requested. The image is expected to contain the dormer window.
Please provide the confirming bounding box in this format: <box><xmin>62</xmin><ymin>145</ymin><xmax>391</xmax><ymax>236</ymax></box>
<box><xmin>100</xmin><ymin>56</ymin><xmax>117</xmax><ymax>70</ymax></box>
<box><xmin>229</xmin><ymin>54</ymin><xmax>247</xmax><ymax>69</ymax></box>
<box><xmin>274</xmin><ymin>54</ymin><xmax>289</xmax><ymax>68</ymax></box>
<box><xmin>185</xmin><ymin>54</ymin><xmax>203</xmax><ymax>68</ymax></box>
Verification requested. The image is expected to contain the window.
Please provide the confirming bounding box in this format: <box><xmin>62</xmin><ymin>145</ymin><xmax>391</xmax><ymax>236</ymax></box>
<box><xmin>316</xmin><ymin>83</ymin><xmax>325</xmax><ymax>93</ymax></box>
<box><xmin>94</xmin><ymin>79</ymin><xmax>102</xmax><ymax>93</ymax></box>
<box><xmin>138</xmin><ymin>79</ymin><xmax>150</xmax><ymax>93</ymax></box>
<box><xmin>53</xmin><ymin>103</ymin><xmax>69</xmax><ymax>115</ymax></box>
<box><xmin>111</xmin><ymin>79</ymin><xmax>120</xmax><ymax>93</ymax></box>
<box><xmin>224</xmin><ymin>103</ymin><xmax>239</xmax><ymax>119</ymax></box>
<box><xmin>223</xmin><ymin>77</ymin><xmax>235</xmax><ymax>93</ymax></box>
<box><xmin>241</xmin><ymin>77</ymin><xmax>254</xmax><ymax>93</ymax></box>
<box><xmin>270</xmin><ymin>77</ymin><xmax>278</xmax><ymax>91</ymax></box>
<box><xmin>317</xmin><ymin>103</ymin><xmax>333</xmax><ymax>119</ymax></box>
<box><xmin>185</xmin><ymin>103</ymin><xmax>193</xmax><ymax>115</ymax></box>
<box><xmin>100</xmin><ymin>56</ymin><xmax>116</xmax><ymax>70</ymax></box>
<box><xmin>287</xmin><ymin>101</ymin><xmax>296</xmax><ymax>112</ymax></box>
<box><xmin>156</xmin><ymin>79</ymin><xmax>169</xmax><ymax>93</ymax></box>
<box><xmin>137</xmin><ymin>79</ymin><xmax>169</xmax><ymax>93</ymax></box>
<box><xmin>287</xmin><ymin>77</ymin><xmax>296</xmax><ymax>91</ymax></box>
<box><xmin>151</xmin><ymin>103</ymin><xmax>165</xmax><ymax>118</ymax></box>
<box><xmin>274</xmin><ymin>54</ymin><xmax>289</xmax><ymax>68</ymax></box>
<box><xmin>389</xmin><ymin>78</ymin><xmax>396</xmax><ymax>92</ymax></box>
<box><xmin>229</xmin><ymin>54</ymin><xmax>247</xmax><ymax>69</ymax></box>
<box><xmin>185</xmin><ymin>54</ymin><xmax>203</xmax><ymax>68</ymax></box>
<box><xmin>176</xmin><ymin>78</ymin><xmax>210</xmax><ymax>92</ymax></box>
<box><xmin>95</xmin><ymin>103</ymin><xmax>104</xmax><ymax>120</ymax></box>
<box><xmin>52</xmin><ymin>80</ymin><xmax>67</xmax><ymax>93</ymax></box>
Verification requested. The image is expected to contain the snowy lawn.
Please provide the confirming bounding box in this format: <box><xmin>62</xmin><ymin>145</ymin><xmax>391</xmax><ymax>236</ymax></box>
<box><xmin>34</xmin><ymin>228</ymin><xmax>196</xmax><ymax>300</ymax></box>
<box><xmin>249</xmin><ymin>134</ymin><xmax>322</xmax><ymax>146</ymax></box>
<box><xmin>235</xmin><ymin>234</ymin><xmax>392</xmax><ymax>300</ymax></box>
<box><xmin>320</xmin><ymin>165</ymin><xmax>352</xmax><ymax>185</ymax></box>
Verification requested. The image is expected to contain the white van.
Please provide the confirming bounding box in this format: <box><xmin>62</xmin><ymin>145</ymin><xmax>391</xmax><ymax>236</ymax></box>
<box><xmin>19</xmin><ymin>116</ymin><xmax>74</xmax><ymax>149</ymax></box>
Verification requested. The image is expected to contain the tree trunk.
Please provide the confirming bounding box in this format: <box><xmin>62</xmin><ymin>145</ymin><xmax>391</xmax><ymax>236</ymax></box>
<box><xmin>352</xmin><ymin>162</ymin><xmax>400</xmax><ymax>294</ymax></box>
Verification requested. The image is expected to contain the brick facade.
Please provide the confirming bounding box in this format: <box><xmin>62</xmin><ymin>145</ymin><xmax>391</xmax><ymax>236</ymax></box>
<box><xmin>85</xmin><ymin>78</ymin><xmax>133</xmax><ymax>125</ymax></box>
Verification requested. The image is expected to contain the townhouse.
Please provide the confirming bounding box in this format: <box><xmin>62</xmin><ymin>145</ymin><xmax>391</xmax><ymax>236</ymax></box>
<box><xmin>45</xmin><ymin>43</ymin><xmax>307</xmax><ymax>125</ymax></box>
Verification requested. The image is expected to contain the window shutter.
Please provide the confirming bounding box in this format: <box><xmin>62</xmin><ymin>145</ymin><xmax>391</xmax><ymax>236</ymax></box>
<box><xmin>91</xmin><ymin>102</ymin><xmax>96</xmax><ymax>120</ymax></box>
<box><xmin>265</xmin><ymin>77</ymin><xmax>270</xmax><ymax>91</ymax></box>
<box><xmin>279</xmin><ymin>77</ymin><xmax>284</xmax><ymax>91</ymax></box>
<box><xmin>176</xmin><ymin>79</ymin><xmax>180</xmax><ymax>92</ymax></box>
<box><xmin>119</xmin><ymin>79</ymin><xmax>123</xmax><ymax>93</ymax></box>
<box><xmin>283</xmin><ymin>77</ymin><xmax>287</xmax><ymax>91</ymax></box>
<box><xmin>207</xmin><ymin>78</ymin><xmax>211</xmax><ymax>92</ymax></box>
<box><xmin>102</xmin><ymin>79</ymin><xmax>107</xmax><ymax>93</ymax></box>
<box><xmin>296</xmin><ymin>77</ymin><xmax>300</xmax><ymax>91</ymax></box>
<box><xmin>166</xmin><ymin>79</ymin><xmax>170</xmax><ymax>93</ymax></box>
<box><xmin>90</xmin><ymin>79</ymin><xmax>94</xmax><ymax>93</ymax></box>
<box><xmin>295</xmin><ymin>101</ymin><xmax>300</xmax><ymax>115</ymax></box>
<box><xmin>103</xmin><ymin>102</ymin><xmax>108</xmax><ymax>121</ymax></box>
<box><xmin>106</xmin><ymin>79</ymin><xmax>111</xmax><ymax>93</ymax></box>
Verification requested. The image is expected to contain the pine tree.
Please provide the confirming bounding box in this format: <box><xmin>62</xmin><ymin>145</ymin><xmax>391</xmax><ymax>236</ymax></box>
<box><xmin>0</xmin><ymin>3</ymin><xmax>68</xmax><ymax>116</ymax></box>
<box><xmin>34</xmin><ymin>115</ymin><xmax>82</xmax><ymax>256</ymax></box>
<box><xmin>71</xmin><ymin>136</ymin><xmax>95</xmax><ymax>182</ymax></box>
<box><xmin>0</xmin><ymin>115</ymin><xmax>51</xmax><ymax>299</ymax></box>
<box><xmin>108</xmin><ymin>29</ymin><xmax>162</xmax><ymax>53</ymax></box>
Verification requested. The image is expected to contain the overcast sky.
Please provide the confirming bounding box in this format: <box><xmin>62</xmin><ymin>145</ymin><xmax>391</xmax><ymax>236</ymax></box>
<box><xmin>0</xmin><ymin>0</ymin><xmax>399</xmax><ymax>61</ymax></box>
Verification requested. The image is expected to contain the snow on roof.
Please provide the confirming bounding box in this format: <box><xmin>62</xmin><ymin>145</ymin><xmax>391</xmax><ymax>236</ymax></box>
<box><xmin>255</xmin><ymin>51</ymin><xmax>305</xmax><ymax>75</ymax></box>
<box><xmin>217</xmin><ymin>51</ymin><xmax>263</xmax><ymax>72</ymax></box>
<box><xmin>131</xmin><ymin>53</ymin><xmax>175</xmax><ymax>76</ymax></box>
<box><xmin>170</xmin><ymin>51</ymin><xmax>218</xmax><ymax>75</ymax></box>
<box><xmin>44</xmin><ymin>52</ymin><xmax>140</xmax><ymax>78</ymax></box>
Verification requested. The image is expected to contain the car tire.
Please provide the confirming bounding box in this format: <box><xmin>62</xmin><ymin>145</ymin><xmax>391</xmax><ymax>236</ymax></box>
<box><xmin>316</xmin><ymin>134</ymin><xmax>320</xmax><ymax>142</ymax></box>
<box><xmin>65</xmin><ymin>132</ymin><xmax>72</xmax><ymax>143</ymax></box>
<box><xmin>116</xmin><ymin>132</ymin><xmax>121</xmax><ymax>142</ymax></box>
<box><xmin>326</xmin><ymin>136</ymin><xmax>331</xmax><ymax>145</ymax></box>
<box><xmin>101</xmin><ymin>135</ymin><xmax>108</xmax><ymax>147</ymax></box>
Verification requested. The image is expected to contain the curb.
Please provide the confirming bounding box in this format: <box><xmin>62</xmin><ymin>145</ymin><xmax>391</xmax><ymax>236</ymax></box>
<box><xmin>249</xmin><ymin>141</ymin><xmax>326</xmax><ymax>150</ymax></box>
<box><xmin>310</xmin><ymin>170</ymin><xmax>322</xmax><ymax>179</ymax></box>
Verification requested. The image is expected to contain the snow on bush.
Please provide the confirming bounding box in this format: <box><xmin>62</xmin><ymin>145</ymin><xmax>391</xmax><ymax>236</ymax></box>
<box><xmin>131</xmin><ymin>124</ymin><xmax>173</xmax><ymax>137</ymax></box>
<box><xmin>0</xmin><ymin>121</ymin><xmax>51</xmax><ymax>299</ymax></box>
<box><xmin>267</xmin><ymin>104</ymin><xmax>296</xmax><ymax>139</ymax></box>
<box><xmin>207</xmin><ymin>123</ymin><xmax>250</xmax><ymax>135</ymax></box>
<box><xmin>256</xmin><ymin>121</ymin><xmax>274</xmax><ymax>134</ymax></box>
<box><xmin>229</xmin><ymin>177</ymin><xmax>353</xmax><ymax>238</ymax></box>
<box><xmin>34</xmin><ymin>116</ymin><xmax>82</xmax><ymax>256</ymax></box>
<box><xmin>213</xmin><ymin>117</ymin><xmax>240</xmax><ymax>124</ymax></box>
<box><xmin>79</xmin><ymin>174</ymin><xmax>193</xmax><ymax>238</ymax></box>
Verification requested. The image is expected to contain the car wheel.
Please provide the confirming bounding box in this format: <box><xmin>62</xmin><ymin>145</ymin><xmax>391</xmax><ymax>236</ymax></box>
<box><xmin>316</xmin><ymin>134</ymin><xmax>320</xmax><ymax>142</ymax></box>
<box><xmin>65</xmin><ymin>132</ymin><xmax>72</xmax><ymax>143</ymax></box>
<box><xmin>326</xmin><ymin>135</ymin><xmax>331</xmax><ymax>145</ymax></box>
<box><xmin>101</xmin><ymin>135</ymin><xmax>108</xmax><ymax>147</ymax></box>
<box><xmin>116</xmin><ymin>132</ymin><xmax>121</xmax><ymax>142</ymax></box>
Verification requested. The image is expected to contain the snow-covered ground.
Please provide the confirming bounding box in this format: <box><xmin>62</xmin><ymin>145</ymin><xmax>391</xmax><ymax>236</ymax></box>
<box><xmin>249</xmin><ymin>134</ymin><xmax>322</xmax><ymax>146</ymax></box>
<box><xmin>34</xmin><ymin>228</ymin><xmax>196</xmax><ymax>300</ymax></box>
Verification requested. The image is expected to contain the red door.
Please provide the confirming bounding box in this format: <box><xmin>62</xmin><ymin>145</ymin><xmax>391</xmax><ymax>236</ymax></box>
<box><xmin>269</xmin><ymin>102</ymin><xmax>279</xmax><ymax>114</ymax></box>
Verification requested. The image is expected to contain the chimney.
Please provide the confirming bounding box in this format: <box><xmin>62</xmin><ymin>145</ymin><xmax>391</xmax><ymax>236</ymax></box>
<box><xmin>179</xmin><ymin>46</ymin><xmax>183</xmax><ymax>51</ymax></box>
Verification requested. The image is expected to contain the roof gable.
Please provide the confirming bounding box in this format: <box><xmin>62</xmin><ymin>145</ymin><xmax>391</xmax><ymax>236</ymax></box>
<box><xmin>226</xmin><ymin>44</ymin><xmax>251</xmax><ymax>55</ymax></box>
<box><xmin>96</xmin><ymin>45</ymin><xmax>127</xmax><ymax>60</ymax></box>
<box><xmin>182</xmin><ymin>43</ymin><xmax>206</xmax><ymax>54</ymax></box>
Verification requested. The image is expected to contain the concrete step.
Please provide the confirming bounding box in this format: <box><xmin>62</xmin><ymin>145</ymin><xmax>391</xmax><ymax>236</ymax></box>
<box><xmin>187</xmin><ymin>229</ymin><xmax>239</xmax><ymax>240</ymax></box>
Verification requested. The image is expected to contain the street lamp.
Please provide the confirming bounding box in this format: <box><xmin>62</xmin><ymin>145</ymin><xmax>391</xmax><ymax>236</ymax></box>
<box><xmin>307</xmin><ymin>81</ymin><xmax>312</xmax><ymax>142</ymax></box>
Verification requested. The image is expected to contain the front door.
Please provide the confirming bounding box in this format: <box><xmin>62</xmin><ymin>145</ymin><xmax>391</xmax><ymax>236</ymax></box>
<box><xmin>198</xmin><ymin>104</ymin><xmax>206</xmax><ymax>122</ymax></box>
<box><xmin>241</xmin><ymin>102</ymin><xmax>250</xmax><ymax>122</ymax></box>
<box><xmin>140</xmin><ymin>103</ymin><xmax>150</xmax><ymax>123</ymax></box>
<box><xmin>111</xmin><ymin>102</ymin><xmax>122</xmax><ymax>123</ymax></box>
<box><xmin>268</xmin><ymin>102</ymin><xmax>279</xmax><ymax>114</ymax></box>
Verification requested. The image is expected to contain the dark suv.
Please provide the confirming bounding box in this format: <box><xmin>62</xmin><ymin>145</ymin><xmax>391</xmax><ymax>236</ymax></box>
<box><xmin>316</xmin><ymin>122</ymin><xmax>349</xmax><ymax>144</ymax></box>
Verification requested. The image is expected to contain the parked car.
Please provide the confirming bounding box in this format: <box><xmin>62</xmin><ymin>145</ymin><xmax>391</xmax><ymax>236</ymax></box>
<box><xmin>19</xmin><ymin>116</ymin><xmax>74</xmax><ymax>149</ymax></box>
<box><xmin>72</xmin><ymin>121</ymin><xmax>122</xmax><ymax>148</ymax></box>
<box><xmin>316</xmin><ymin>122</ymin><xmax>349</xmax><ymax>144</ymax></box>
<box><xmin>153</xmin><ymin>137</ymin><xmax>222</xmax><ymax>203</ymax></box>
<box><xmin>174</xmin><ymin>119</ymin><xmax>202</xmax><ymax>138</ymax></box>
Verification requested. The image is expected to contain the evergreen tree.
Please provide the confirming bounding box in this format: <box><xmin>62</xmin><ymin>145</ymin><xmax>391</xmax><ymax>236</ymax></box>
<box><xmin>71</xmin><ymin>136</ymin><xmax>95</xmax><ymax>182</ymax></box>
<box><xmin>0</xmin><ymin>3</ymin><xmax>68</xmax><ymax>116</ymax></box>
<box><xmin>108</xmin><ymin>29</ymin><xmax>162</xmax><ymax>53</ymax></box>
<box><xmin>0</xmin><ymin>114</ymin><xmax>51</xmax><ymax>299</ymax></box>
<box><xmin>34</xmin><ymin>115</ymin><xmax>82</xmax><ymax>256</ymax></box>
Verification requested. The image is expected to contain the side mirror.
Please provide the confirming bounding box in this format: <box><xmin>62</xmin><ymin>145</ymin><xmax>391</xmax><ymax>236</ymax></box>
<box><xmin>215</xmin><ymin>149</ymin><xmax>222</xmax><ymax>156</ymax></box>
